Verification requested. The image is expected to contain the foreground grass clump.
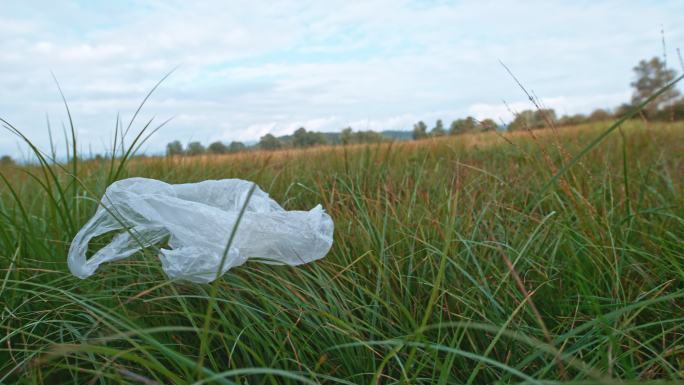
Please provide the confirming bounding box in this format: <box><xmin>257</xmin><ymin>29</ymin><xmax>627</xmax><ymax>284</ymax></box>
<box><xmin>0</xmin><ymin>120</ymin><xmax>683</xmax><ymax>384</ymax></box>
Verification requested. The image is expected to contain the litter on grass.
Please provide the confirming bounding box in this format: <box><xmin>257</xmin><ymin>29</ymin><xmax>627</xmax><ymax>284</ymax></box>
<box><xmin>68</xmin><ymin>178</ymin><xmax>334</xmax><ymax>283</ymax></box>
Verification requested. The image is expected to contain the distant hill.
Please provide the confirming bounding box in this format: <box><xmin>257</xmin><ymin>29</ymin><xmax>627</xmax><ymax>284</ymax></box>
<box><xmin>379</xmin><ymin>130</ymin><xmax>414</xmax><ymax>141</ymax></box>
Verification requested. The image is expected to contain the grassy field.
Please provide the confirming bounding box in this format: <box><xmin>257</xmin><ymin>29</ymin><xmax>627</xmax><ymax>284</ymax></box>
<box><xmin>1</xmin><ymin>120</ymin><xmax>683</xmax><ymax>384</ymax></box>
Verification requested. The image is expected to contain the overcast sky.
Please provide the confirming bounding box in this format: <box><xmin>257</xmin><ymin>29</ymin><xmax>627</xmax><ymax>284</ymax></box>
<box><xmin>1</xmin><ymin>0</ymin><xmax>682</xmax><ymax>158</ymax></box>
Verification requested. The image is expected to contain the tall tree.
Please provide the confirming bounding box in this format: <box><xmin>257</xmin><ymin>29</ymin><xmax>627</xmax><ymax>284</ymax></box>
<box><xmin>507</xmin><ymin>109</ymin><xmax>556</xmax><ymax>131</ymax></box>
<box><xmin>355</xmin><ymin>130</ymin><xmax>384</xmax><ymax>144</ymax></box>
<box><xmin>208</xmin><ymin>141</ymin><xmax>228</xmax><ymax>154</ymax></box>
<box><xmin>412</xmin><ymin>121</ymin><xmax>428</xmax><ymax>140</ymax></box>
<box><xmin>340</xmin><ymin>127</ymin><xmax>353</xmax><ymax>145</ymax></box>
<box><xmin>631</xmin><ymin>57</ymin><xmax>680</xmax><ymax>115</ymax></box>
<box><xmin>228</xmin><ymin>141</ymin><xmax>246</xmax><ymax>152</ymax></box>
<box><xmin>558</xmin><ymin>114</ymin><xmax>587</xmax><ymax>126</ymax></box>
<box><xmin>186</xmin><ymin>141</ymin><xmax>206</xmax><ymax>156</ymax></box>
<box><xmin>479</xmin><ymin>118</ymin><xmax>498</xmax><ymax>132</ymax></box>
<box><xmin>588</xmin><ymin>109</ymin><xmax>611</xmax><ymax>122</ymax></box>
<box><xmin>259</xmin><ymin>134</ymin><xmax>282</xmax><ymax>150</ymax></box>
<box><xmin>292</xmin><ymin>127</ymin><xmax>327</xmax><ymax>147</ymax></box>
<box><xmin>614</xmin><ymin>103</ymin><xmax>635</xmax><ymax>118</ymax></box>
<box><xmin>293</xmin><ymin>127</ymin><xmax>310</xmax><ymax>147</ymax></box>
<box><xmin>0</xmin><ymin>155</ymin><xmax>16</xmax><ymax>166</ymax></box>
<box><xmin>431</xmin><ymin>119</ymin><xmax>446</xmax><ymax>136</ymax></box>
<box><xmin>309</xmin><ymin>131</ymin><xmax>328</xmax><ymax>146</ymax></box>
<box><xmin>449</xmin><ymin>116</ymin><xmax>478</xmax><ymax>135</ymax></box>
<box><xmin>166</xmin><ymin>140</ymin><xmax>184</xmax><ymax>156</ymax></box>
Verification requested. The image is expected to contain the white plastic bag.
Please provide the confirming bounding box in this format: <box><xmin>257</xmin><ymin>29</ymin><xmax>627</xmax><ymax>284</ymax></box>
<box><xmin>68</xmin><ymin>177</ymin><xmax>334</xmax><ymax>283</ymax></box>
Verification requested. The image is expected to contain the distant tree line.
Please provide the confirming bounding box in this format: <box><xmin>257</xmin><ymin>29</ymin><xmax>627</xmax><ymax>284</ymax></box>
<box><xmin>505</xmin><ymin>56</ymin><xmax>683</xmax><ymax>131</ymax></box>
<box><xmin>2</xmin><ymin>56</ymin><xmax>679</xmax><ymax>164</ymax></box>
<box><xmin>164</xmin><ymin>126</ymin><xmax>390</xmax><ymax>155</ymax></box>
<box><xmin>166</xmin><ymin>139</ymin><xmax>246</xmax><ymax>156</ymax></box>
<box><xmin>161</xmin><ymin>56</ymin><xmax>682</xmax><ymax>157</ymax></box>
<box><xmin>411</xmin><ymin>117</ymin><xmax>498</xmax><ymax>139</ymax></box>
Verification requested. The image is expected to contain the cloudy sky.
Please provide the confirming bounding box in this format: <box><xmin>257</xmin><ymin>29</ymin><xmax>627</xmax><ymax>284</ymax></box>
<box><xmin>1</xmin><ymin>0</ymin><xmax>682</xmax><ymax>158</ymax></box>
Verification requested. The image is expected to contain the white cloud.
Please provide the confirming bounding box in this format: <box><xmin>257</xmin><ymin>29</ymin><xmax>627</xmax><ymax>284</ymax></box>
<box><xmin>0</xmin><ymin>0</ymin><xmax>683</xmax><ymax>157</ymax></box>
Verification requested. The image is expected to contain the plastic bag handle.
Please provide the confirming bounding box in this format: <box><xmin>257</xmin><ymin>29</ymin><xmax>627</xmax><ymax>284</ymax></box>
<box><xmin>68</xmin><ymin>208</ymin><xmax>167</xmax><ymax>279</ymax></box>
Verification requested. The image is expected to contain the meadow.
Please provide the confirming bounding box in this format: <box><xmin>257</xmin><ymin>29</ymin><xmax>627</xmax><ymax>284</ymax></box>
<box><xmin>0</xmin><ymin>118</ymin><xmax>683</xmax><ymax>384</ymax></box>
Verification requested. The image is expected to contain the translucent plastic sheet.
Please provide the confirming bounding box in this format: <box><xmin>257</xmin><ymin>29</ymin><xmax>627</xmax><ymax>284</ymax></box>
<box><xmin>68</xmin><ymin>178</ymin><xmax>334</xmax><ymax>283</ymax></box>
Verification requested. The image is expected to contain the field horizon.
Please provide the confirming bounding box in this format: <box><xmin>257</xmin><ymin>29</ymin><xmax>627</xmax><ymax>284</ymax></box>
<box><xmin>1</xmin><ymin>119</ymin><xmax>683</xmax><ymax>384</ymax></box>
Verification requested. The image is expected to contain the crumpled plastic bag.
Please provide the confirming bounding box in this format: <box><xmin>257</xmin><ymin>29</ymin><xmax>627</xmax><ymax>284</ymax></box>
<box><xmin>67</xmin><ymin>177</ymin><xmax>334</xmax><ymax>283</ymax></box>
